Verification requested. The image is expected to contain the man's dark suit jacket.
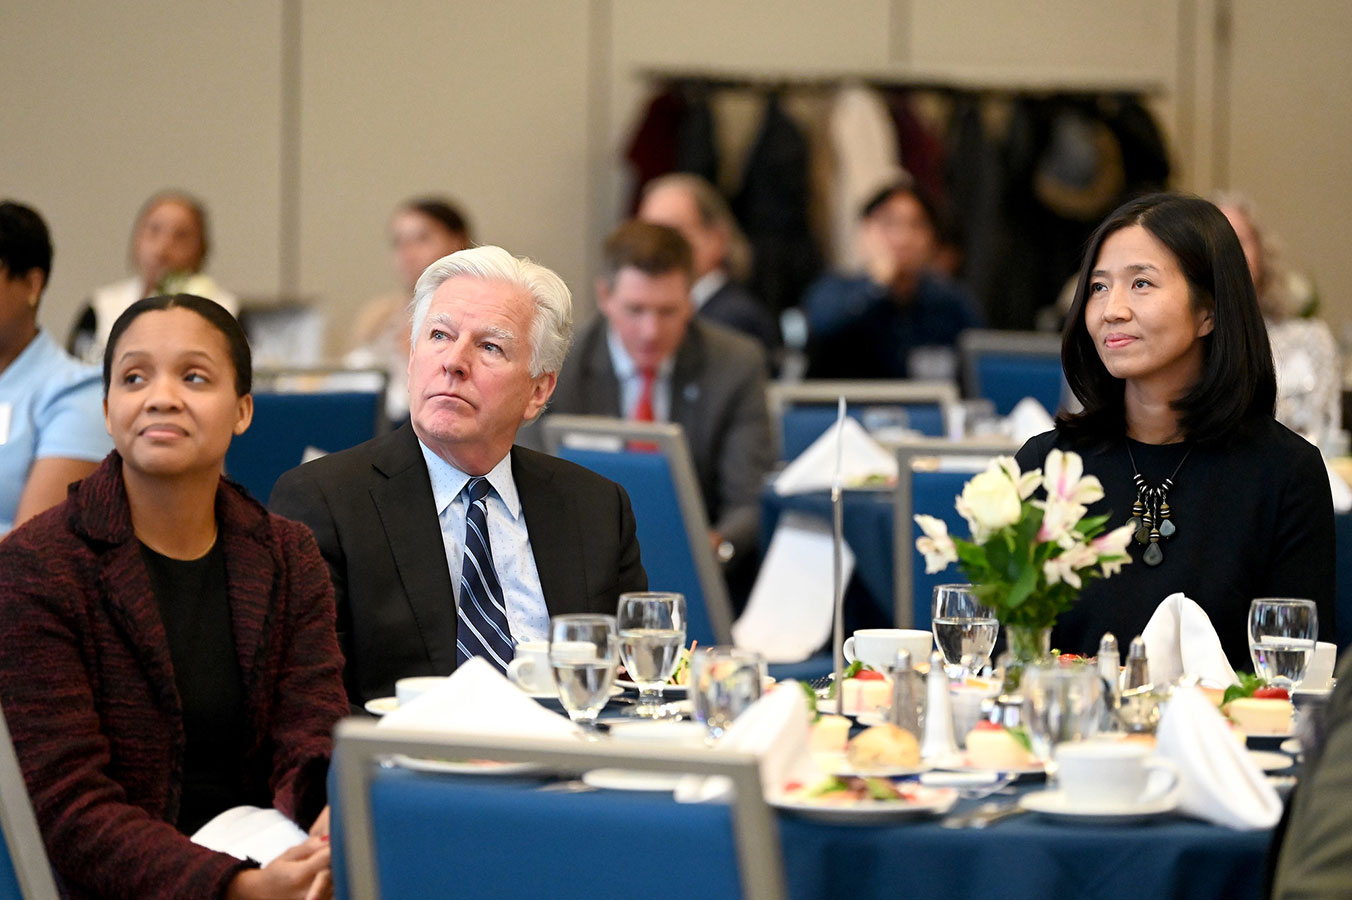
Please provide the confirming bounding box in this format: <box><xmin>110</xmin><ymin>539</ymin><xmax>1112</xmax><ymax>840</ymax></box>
<box><xmin>270</xmin><ymin>424</ymin><xmax>647</xmax><ymax>705</ymax></box>
<box><xmin>701</xmin><ymin>278</ymin><xmax>781</xmax><ymax>365</ymax></box>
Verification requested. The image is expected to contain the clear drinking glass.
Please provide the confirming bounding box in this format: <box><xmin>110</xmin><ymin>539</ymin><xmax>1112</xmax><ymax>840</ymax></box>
<box><xmin>931</xmin><ymin>584</ymin><xmax>998</xmax><ymax>678</ymax></box>
<box><xmin>691</xmin><ymin>646</ymin><xmax>765</xmax><ymax>740</ymax></box>
<box><xmin>1248</xmin><ymin>598</ymin><xmax>1319</xmax><ymax>689</ymax></box>
<box><xmin>617</xmin><ymin>592</ymin><xmax>687</xmax><ymax>718</ymax></box>
<box><xmin>1022</xmin><ymin>662</ymin><xmax>1103</xmax><ymax>764</ymax></box>
<box><xmin>549</xmin><ymin>614</ymin><xmax>618</xmax><ymax>736</ymax></box>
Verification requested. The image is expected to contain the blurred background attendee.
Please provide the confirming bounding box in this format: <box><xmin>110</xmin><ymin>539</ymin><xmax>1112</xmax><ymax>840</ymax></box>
<box><xmin>345</xmin><ymin>196</ymin><xmax>472</xmax><ymax>423</ymax></box>
<box><xmin>0</xmin><ymin>200</ymin><xmax>111</xmax><ymax>536</ymax></box>
<box><xmin>638</xmin><ymin>173</ymin><xmax>781</xmax><ymax>367</ymax></box>
<box><xmin>803</xmin><ymin>178</ymin><xmax>982</xmax><ymax>380</ymax></box>
<box><xmin>69</xmin><ymin>190</ymin><xmax>238</xmax><ymax>363</ymax></box>
<box><xmin>1216</xmin><ymin>191</ymin><xmax>1342</xmax><ymax>454</ymax></box>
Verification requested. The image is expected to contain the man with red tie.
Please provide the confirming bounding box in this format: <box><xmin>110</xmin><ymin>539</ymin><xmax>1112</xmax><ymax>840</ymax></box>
<box><xmin>536</xmin><ymin>221</ymin><xmax>774</xmax><ymax>595</ymax></box>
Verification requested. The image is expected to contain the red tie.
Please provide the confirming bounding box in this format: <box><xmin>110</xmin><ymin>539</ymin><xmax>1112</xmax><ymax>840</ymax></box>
<box><xmin>632</xmin><ymin>368</ymin><xmax>657</xmax><ymax>422</ymax></box>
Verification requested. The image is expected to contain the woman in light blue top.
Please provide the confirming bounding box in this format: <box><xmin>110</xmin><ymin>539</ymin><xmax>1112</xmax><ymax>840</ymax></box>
<box><xmin>0</xmin><ymin>201</ymin><xmax>112</xmax><ymax>535</ymax></box>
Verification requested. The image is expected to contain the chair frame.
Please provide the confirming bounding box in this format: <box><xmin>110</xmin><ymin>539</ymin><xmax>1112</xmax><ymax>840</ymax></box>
<box><xmin>541</xmin><ymin>414</ymin><xmax>734</xmax><ymax>645</ymax></box>
<box><xmin>767</xmin><ymin>380</ymin><xmax>960</xmax><ymax>452</ymax></box>
<box><xmin>891</xmin><ymin>437</ymin><xmax>1021</xmax><ymax>627</ymax></box>
<box><xmin>956</xmin><ymin>329</ymin><xmax>1064</xmax><ymax>405</ymax></box>
<box><xmin>333</xmin><ymin>718</ymin><xmax>786</xmax><ymax>900</ymax></box>
<box><xmin>0</xmin><ymin>706</ymin><xmax>59</xmax><ymax>899</ymax></box>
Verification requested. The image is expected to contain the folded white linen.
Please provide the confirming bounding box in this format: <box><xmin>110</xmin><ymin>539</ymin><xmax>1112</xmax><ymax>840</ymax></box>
<box><xmin>377</xmin><ymin>657</ymin><xmax>579</xmax><ymax>739</ymax></box>
<box><xmin>191</xmin><ymin>806</ymin><xmax>308</xmax><ymax>866</ymax></box>
<box><xmin>773</xmin><ymin>415</ymin><xmax>897</xmax><ymax>495</ymax></box>
<box><xmin>1155</xmin><ymin>684</ymin><xmax>1282</xmax><ymax>829</ymax></box>
<box><xmin>674</xmin><ymin>684</ymin><xmax>821</xmax><ymax>803</ymax></box>
<box><xmin>1142</xmin><ymin>593</ymin><xmax>1238</xmax><ymax>688</ymax></box>
<box><xmin>1001</xmin><ymin>397</ymin><xmax>1056</xmax><ymax>445</ymax></box>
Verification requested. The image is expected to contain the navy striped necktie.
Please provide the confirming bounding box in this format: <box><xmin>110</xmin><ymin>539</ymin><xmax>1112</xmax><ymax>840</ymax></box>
<box><xmin>455</xmin><ymin>476</ymin><xmax>514</xmax><ymax>672</ymax></box>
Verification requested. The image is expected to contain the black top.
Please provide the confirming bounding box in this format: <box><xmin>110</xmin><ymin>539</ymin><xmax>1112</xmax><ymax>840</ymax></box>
<box><xmin>1015</xmin><ymin>418</ymin><xmax>1335</xmax><ymax>671</ymax></box>
<box><xmin>142</xmin><ymin>541</ymin><xmax>250</xmax><ymax>835</ymax></box>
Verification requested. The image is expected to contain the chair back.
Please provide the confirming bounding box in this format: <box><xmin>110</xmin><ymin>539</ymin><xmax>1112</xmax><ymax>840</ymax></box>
<box><xmin>0</xmin><ymin>705</ymin><xmax>59</xmax><ymax>900</ymax></box>
<box><xmin>958</xmin><ymin>330</ymin><xmax>1066</xmax><ymax>417</ymax></box>
<box><xmin>226</xmin><ymin>369</ymin><xmax>387</xmax><ymax>502</ymax></box>
<box><xmin>331</xmin><ymin>719</ymin><xmax>785</xmax><ymax>900</ymax></box>
<box><xmin>541</xmin><ymin>415</ymin><xmax>732</xmax><ymax>646</ymax></box>
<box><xmin>768</xmin><ymin>380</ymin><xmax>959</xmax><ymax>460</ymax></box>
<box><xmin>892</xmin><ymin>438</ymin><xmax>1020</xmax><ymax>629</ymax></box>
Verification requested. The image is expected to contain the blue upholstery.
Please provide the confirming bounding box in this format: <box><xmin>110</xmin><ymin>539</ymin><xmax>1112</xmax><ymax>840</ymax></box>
<box><xmin>225</xmin><ymin>391</ymin><xmax>381</xmax><ymax>502</ymax></box>
<box><xmin>1337</xmin><ymin>512</ymin><xmax>1352</xmax><ymax>651</ymax></box>
<box><xmin>331</xmin><ymin>767</ymin><xmax>743</xmax><ymax>900</ymax></box>
<box><xmin>908</xmin><ymin>471</ymin><xmax>974</xmax><ymax>631</ymax></box>
<box><xmin>973</xmin><ymin>355</ymin><xmax>1064</xmax><ymax>417</ymax></box>
<box><xmin>0</xmin><ymin>846</ymin><xmax>20</xmax><ymax>900</ymax></box>
<box><xmin>781</xmin><ymin>405</ymin><xmax>945</xmax><ymax>461</ymax></box>
<box><xmin>556</xmin><ymin>446</ymin><xmax>718</xmax><ymax>646</ymax></box>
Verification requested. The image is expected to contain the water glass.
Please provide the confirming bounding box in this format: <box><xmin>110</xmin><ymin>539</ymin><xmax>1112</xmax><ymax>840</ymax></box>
<box><xmin>931</xmin><ymin>584</ymin><xmax>998</xmax><ymax>678</ymax></box>
<box><xmin>549</xmin><ymin>614</ymin><xmax>618</xmax><ymax>735</ymax></box>
<box><xmin>1022</xmin><ymin>662</ymin><xmax>1103</xmax><ymax>763</ymax></box>
<box><xmin>1248</xmin><ymin>598</ymin><xmax>1319</xmax><ymax>688</ymax></box>
<box><xmin>691</xmin><ymin>646</ymin><xmax>765</xmax><ymax>740</ymax></box>
<box><xmin>617</xmin><ymin>592</ymin><xmax>687</xmax><ymax>718</ymax></box>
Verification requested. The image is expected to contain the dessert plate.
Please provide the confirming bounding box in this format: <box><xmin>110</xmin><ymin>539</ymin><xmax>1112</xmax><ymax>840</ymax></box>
<box><xmin>770</xmin><ymin>785</ymin><xmax>957</xmax><ymax>824</ymax></box>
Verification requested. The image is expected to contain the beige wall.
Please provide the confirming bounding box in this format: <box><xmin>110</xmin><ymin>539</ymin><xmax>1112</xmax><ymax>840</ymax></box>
<box><xmin>3</xmin><ymin>1</ymin><xmax>1349</xmax><ymax>355</ymax></box>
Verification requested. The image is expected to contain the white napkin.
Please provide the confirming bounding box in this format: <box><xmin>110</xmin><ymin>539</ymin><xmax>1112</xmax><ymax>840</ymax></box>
<box><xmin>1001</xmin><ymin>397</ymin><xmax>1056</xmax><ymax>444</ymax></box>
<box><xmin>191</xmin><ymin>806</ymin><xmax>308</xmax><ymax>866</ymax></box>
<box><xmin>1155</xmin><ymin>685</ymin><xmax>1282</xmax><ymax>829</ymax></box>
<box><xmin>377</xmin><ymin>657</ymin><xmax>579</xmax><ymax>739</ymax></box>
<box><xmin>733</xmin><ymin>513</ymin><xmax>853</xmax><ymax>662</ymax></box>
<box><xmin>674</xmin><ymin>684</ymin><xmax>821</xmax><ymax>803</ymax></box>
<box><xmin>773</xmin><ymin>416</ymin><xmax>897</xmax><ymax>495</ymax></box>
<box><xmin>1142</xmin><ymin>593</ymin><xmax>1238</xmax><ymax>688</ymax></box>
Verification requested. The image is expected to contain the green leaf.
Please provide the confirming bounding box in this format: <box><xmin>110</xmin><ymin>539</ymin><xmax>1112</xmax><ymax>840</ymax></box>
<box><xmin>1005</xmin><ymin>562</ymin><xmax>1038</xmax><ymax>609</ymax></box>
<box><xmin>1222</xmin><ymin>672</ymin><xmax>1265</xmax><ymax>705</ymax></box>
<box><xmin>864</xmin><ymin>777</ymin><xmax>898</xmax><ymax>800</ymax></box>
<box><xmin>1007</xmin><ymin>726</ymin><xmax>1033</xmax><ymax>752</ymax></box>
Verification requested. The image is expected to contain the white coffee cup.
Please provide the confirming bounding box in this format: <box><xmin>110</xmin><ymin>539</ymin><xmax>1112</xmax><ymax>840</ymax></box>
<box><xmin>843</xmin><ymin>629</ymin><xmax>934</xmax><ymax>671</ymax></box>
<box><xmin>1055</xmin><ymin>740</ymin><xmax>1179</xmax><ymax>808</ymax></box>
<box><xmin>1302</xmin><ymin>641</ymin><xmax>1338</xmax><ymax>691</ymax></box>
<box><xmin>505</xmin><ymin>641</ymin><xmax>554</xmax><ymax>694</ymax></box>
<box><xmin>395</xmin><ymin>676</ymin><xmax>448</xmax><ymax>707</ymax></box>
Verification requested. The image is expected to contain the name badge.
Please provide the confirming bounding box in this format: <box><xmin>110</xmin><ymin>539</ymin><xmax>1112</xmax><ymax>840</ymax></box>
<box><xmin>0</xmin><ymin>403</ymin><xmax>10</xmax><ymax>445</ymax></box>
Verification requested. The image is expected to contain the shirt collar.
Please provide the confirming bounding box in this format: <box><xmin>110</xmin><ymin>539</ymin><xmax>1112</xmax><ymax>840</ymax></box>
<box><xmin>605</xmin><ymin>326</ymin><xmax>676</xmax><ymax>379</ymax></box>
<box><xmin>417</xmin><ymin>440</ymin><xmax>522</xmax><ymax>520</ymax></box>
<box><xmin>690</xmin><ymin>269</ymin><xmax>727</xmax><ymax>311</ymax></box>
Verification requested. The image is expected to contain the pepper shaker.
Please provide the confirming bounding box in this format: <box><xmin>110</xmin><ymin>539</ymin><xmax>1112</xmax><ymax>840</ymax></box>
<box><xmin>887</xmin><ymin>650</ymin><xmax>922</xmax><ymax>736</ymax></box>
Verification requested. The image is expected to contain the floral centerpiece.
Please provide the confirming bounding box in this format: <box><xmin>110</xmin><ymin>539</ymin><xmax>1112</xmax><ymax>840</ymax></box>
<box><xmin>914</xmin><ymin>450</ymin><xmax>1134</xmax><ymax>668</ymax></box>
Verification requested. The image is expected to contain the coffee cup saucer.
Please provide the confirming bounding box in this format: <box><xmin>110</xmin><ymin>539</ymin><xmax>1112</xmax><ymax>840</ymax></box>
<box><xmin>1018</xmin><ymin>788</ymin><xmax>1179</xmax><ymax>824</ymax></box>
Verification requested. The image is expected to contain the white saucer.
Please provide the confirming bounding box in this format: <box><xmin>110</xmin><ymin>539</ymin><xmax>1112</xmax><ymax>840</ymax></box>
<box><xmin>581</xmin><ymin>768</ymin><xmax>686</xmax><ymax>792</ymax></box>
<box><xmin>1249</xmin><ymin>750</ymin><xmax>1296</xmax><ymax>772</ymax></box>
<box><xmin>1280</xmin><ymin>738</ymin><xmax>1302</xmax><ymax>756</ymax></box>
<box><xmin>364</xmin><ymin>696</ymin><xmax>399</xmax><ymax>716</ymax></box>
<box><xmin>1019</xmin><ymin>789</ymin><xmax>1178</xmax><ymax>824</ymax></box>
<box><xmin>390</xmin><ymin>754</ymin><xmax>544</xmax><ymax>776</ymax></box>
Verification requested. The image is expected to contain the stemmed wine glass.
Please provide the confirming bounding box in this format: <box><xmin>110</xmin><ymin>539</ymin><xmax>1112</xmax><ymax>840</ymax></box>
<box><xmin>691</xmin><ymin>646</ymin><xmax>765</xmax><ymax>741</ymax></box>
<box><xmin>548</xmin><ymin>614</ymin><xmax>618</xmax><ymax>737</ymax></box>
<box><xmin>931</xmin><ymin>584</ymin><xmax>998</xmax><ymax>678</ymax></box>
<box><xmin>1248</xmin><ymin>598</ymin><xmax>1318</xmax><ymax>689</ymax></box>
<box><xmin>617</xmin><ymin>592</ymin><xmax>687</xmax><ymax>718</ymax></box>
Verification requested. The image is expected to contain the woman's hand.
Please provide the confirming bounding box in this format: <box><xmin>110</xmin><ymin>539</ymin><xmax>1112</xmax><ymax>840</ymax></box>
<box><xmin>307</xmin><ymin>806</ymin><xmax>330</xmax><ymax>839</ymax></box>
<box><xmin>225</xmin><ymin>837</ymin><xmax>331</xmax><ymax>900</ymax></box>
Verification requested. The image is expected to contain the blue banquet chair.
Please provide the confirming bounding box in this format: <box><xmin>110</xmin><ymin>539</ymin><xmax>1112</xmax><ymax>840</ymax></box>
<box><xmin>958</xmin><ymin>329</ymin><xmax>1067</xmax><ymax>418</ymax></box>
<box><xmin>892</xmin><ymin>438</ymin><xmax>1020</xmax><ymax>630</ymax></box>
<box><xmin>0</xmin><ymin>703</ymin><xmax>59</xmax><ymax>900</ymax></box>
<box><xmin>542</xmin><ymin>415</ymin><xmax>733</xmax><ymax>648</ymax></box>
<box><xmin>330</xmin><ymin>719</ymin><xmax>786</xmax><ymax>900</ymax></box>
<box><xmin>767</xmin><ymin>380</ymin><xmax>960</xmax><ymax>461</ymax></box>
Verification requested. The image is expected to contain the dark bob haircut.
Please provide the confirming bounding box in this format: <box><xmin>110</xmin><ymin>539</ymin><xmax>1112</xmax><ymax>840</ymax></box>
<box><xmin>859</xmin><ymin>178</ymin><xmax>943</xmax><ymax>232</ymax></box>
<box><xmin>103</xmin><ymin>294</ymin><xmax>252</xmax><ymax>398</ymax></box>
<box><xmin>403</xmin><ymin>196</ymin><xmax>472</xmax><ymax>242</ymax></box>
<box><xmin>1057</xmin><ymin>192</ymin><xmax>1275</xmax><ymax>444</ymax></box>
<box><xmin>0</xmin><ymin>200</ymin><xmax>54</xmax><ymax>287</ymax></box>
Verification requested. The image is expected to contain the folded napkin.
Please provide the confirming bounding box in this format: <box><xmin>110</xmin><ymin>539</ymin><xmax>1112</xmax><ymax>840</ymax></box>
<box><xmin>377</xmin><ymin>657</ymin><xmax>579</xmax><ymax>739</ymax></box>
<box><xmin>1142</xmin><ymin>593</ymin><xmax>1238</xmax><ymax>688</ymax></box>
<box><xmin>674</xmin><ymin>684</ymin><xmax>821</xmax><ymax>803</ymax></box>
<box><xmin>1155</xmin><ymin>684</ymin><xmax>1282</xmax><ymax>829</ymax></box>
<box><xmin>773</xmin><ymin>416</ymin><xmax>897</xmax><ymax>495</ymax></box>
<box><xmin>1001</xmin><ymin>397</ymin><xmax>1056</xmax><ymax>445</ymax></box>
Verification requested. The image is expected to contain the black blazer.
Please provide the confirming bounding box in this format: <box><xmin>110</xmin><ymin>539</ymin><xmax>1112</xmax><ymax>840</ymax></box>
<box><xmin>270</xmin><ymin>424</ymin><xmax>647</xmax><ymax>704</ymax></box>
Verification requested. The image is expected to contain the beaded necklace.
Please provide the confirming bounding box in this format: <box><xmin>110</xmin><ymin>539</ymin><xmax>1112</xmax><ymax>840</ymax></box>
<box><xmin>1126</xmin><ymin>442</ymin><xmax>1194</xmax><ymax>567</ymax></box>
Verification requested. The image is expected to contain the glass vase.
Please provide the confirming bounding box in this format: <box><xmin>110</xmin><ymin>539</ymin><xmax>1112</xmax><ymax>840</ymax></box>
<box><xmin>998</xmin><ymin>623</ymin><xmax>1052</xmax><ymax>695</ymax></box>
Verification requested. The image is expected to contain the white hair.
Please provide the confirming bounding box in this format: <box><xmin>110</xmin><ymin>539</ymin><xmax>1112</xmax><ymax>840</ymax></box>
<box><xmin>408</xmin><ymin>245</ymin><xmax>573</xmax><ymax>377</ymax></box>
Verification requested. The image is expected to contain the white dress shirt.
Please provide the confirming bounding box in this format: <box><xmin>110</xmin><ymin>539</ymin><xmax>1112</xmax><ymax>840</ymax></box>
<box><xmin>417</xmin><ymin>440</ymin><xmax>550</xmax><ymax>644</ymax></box>
<box><xmin>605</xmin><ymin>327</ymin><xmax>675</xmax><ymax>421</ymax></box>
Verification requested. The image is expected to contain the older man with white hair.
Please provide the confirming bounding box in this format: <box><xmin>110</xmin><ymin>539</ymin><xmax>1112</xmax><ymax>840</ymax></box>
<box><xmin>271</xmin><ymin>246</ymin><xmax>647</xmax><ymax>706</ymax></box>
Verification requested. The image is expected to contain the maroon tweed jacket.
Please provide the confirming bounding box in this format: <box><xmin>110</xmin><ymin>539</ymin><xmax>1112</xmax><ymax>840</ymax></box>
<box><xmin>0</xmin><ymin>453</ymin><xmax>348</xmax><ymax>899</ymax></box>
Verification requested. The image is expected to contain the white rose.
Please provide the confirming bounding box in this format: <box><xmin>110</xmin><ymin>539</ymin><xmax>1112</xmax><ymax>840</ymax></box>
<box><xmin>913</xmin><ymin>515</ymin><xmax>958</xmax><ymax>574</ymax></box>
<box><xmin>956</xmin><ymin>467</ymin><xmax>1022</xmax><ymax>538</ymax></box>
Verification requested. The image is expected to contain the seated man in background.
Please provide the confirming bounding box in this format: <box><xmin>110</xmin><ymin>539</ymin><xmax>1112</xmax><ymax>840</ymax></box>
<box><xmin>803</xmin><ymin>178</ymin><xmax>982</xmax><ymax>380</ymax></box>
<box><xmin>533</xmin><ymin>221</ymin><xmax>774</xmax><ymax>599</ymax></box>
<box><xmin>271</xmin><ymin>246</ymin><xmax>647</xmax><ymax>705</ymax></box>
<box><xmin>637</xmin><ymin>173</ymin><xmax>781</xmax><ymax>366</ymax></box>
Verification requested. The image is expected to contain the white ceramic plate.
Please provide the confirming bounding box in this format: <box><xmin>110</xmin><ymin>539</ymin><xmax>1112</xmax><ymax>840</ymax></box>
<box><xmin>1280</xmin><ymin>738</ymin><xmax>1301</xmax><ymax>756</ymax></box>
<box><xmin>581</xmin><ymin>768</ymin><xmax>686</xmax><ymax>792</ymax></box>
<box><xmin>615</xmin><ymin>679</ymin><xmax>689</xmax><ymax>697</ymax></box>
<box><xmin>770</xmin><ymin>785</ymin><xmax>957</xmax><ymax>824</ymax></box>
<box><xmin>1019</xmin><ymin>788</ymin><xmax>1178</xmax><ymax>824</ymax></box>
<box><xmin>812</xmin><ymin>751</ymin><xmax>931</xmax><ymax>779</ymax></box>
<box><xmin>1249</xmin><ymin>750</ymin><xmax>1296</xmax><ymax>772</ymax></box>
<box><xmin>364</xmin><ymin>696</ymin><xmax>399</xmax><ymax>716</ymax></box>
<box><xmin>931</xmin><ymin>754</ymin><xmax>1045</xmax><ymax>776</ymax></box>
<box><xmin>390</xmin><ymin>754</ymin><xmax>544</xmax><ymax>776</ymax></box>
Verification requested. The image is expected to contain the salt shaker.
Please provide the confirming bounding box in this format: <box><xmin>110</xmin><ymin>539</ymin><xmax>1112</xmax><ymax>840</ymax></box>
<box><xmin>887</xmin><ymin>650</ymin><xmax>922</xmax><ymax>735</ymax></box>
<box><xmin>1124</xmin><ymin>635</ymin><xmax>1150</xmax><ymax>690</ymax></box>
<box><xmin>1097</xmin><ymin>633</ymin><xmax>1121</xmax><ymax>729</ymax></box>
<box><xmin>921</xmin><ymin>650</ymin><xmax>959</xmax><ymax>760</ymax></box>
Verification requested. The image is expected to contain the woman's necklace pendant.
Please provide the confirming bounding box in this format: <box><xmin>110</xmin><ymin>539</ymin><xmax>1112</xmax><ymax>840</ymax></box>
<box><xmin>1127</xmin><ymin>445</ymin><xmax>1193</xmax><ymax>568</ymax></box>
<box><xmin>1144</xmin><ymin>542</ymin><xmax>1164</xmax><ymax>566</ymax></box>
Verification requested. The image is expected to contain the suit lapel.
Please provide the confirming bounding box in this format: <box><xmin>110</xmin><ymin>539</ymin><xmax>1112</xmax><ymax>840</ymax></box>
<box><xmin>514</xmin><ymin>446</ymin><xmax>590</xmax><ymax>614</ymax></box>
<box><xmin>669</xmin><ymin>322</ymin><xmax>705</xmax><ymax>441</ymax></box>
<box><xmin>99</xmin><ymin>540</ymin><xmax>182</xmax><ymax>719</ymax></box>
<box><xmin>371</xmin><ymin>428</ymin><xmax>460</xmax><ymax>673</ymax></box>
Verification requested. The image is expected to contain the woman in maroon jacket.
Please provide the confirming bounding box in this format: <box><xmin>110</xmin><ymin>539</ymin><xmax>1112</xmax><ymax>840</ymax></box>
<box><xmin>0</xmin><ymin>295</ymin><xmax>347</xmax><ymax>899</ymax></box>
